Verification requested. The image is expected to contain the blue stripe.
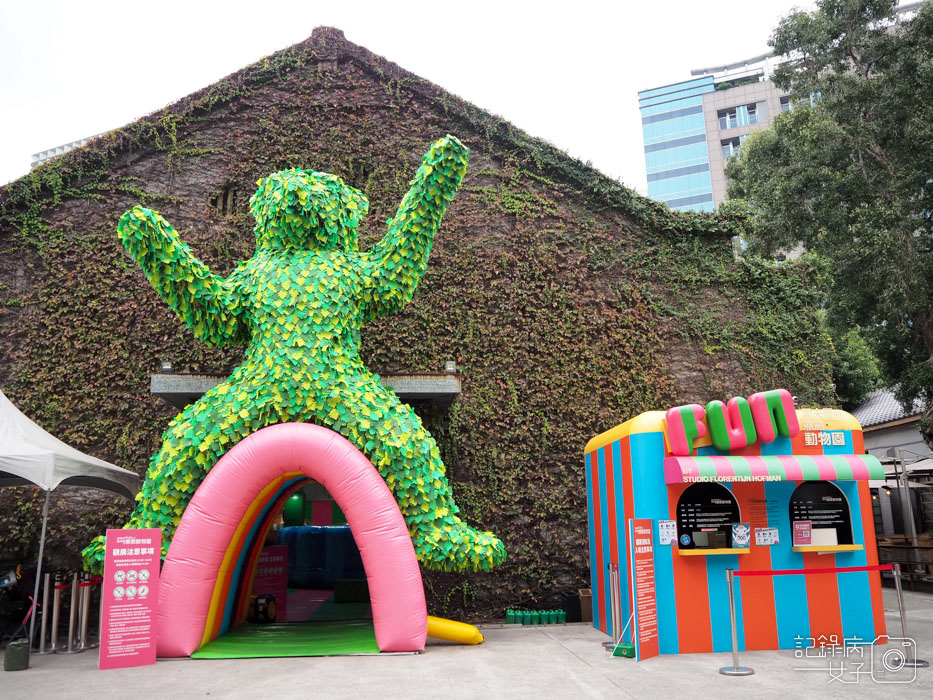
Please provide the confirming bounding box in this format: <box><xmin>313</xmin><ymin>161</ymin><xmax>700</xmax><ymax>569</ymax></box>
<box><xmin>611</xmin><ymin>440</ymin><xmax>632</xmax><ymax>643</ymax></box>
<box><xmin>766</xmin><ymin>481</ymin><xmax>811</xmax><ymax>648</ymax></box>
<box><xmin>584</xmin><ymin>454</ymin><xmax>599</xmax><ymax>631</ymax></box>
<box><xmin>760</xmin><ymin>435</ymin><xmax>793</xmax><ymax>455</ymax></box>
<box><xmin>835</xmin><ymin>481</ymin><xmax>876</xmax><ymax>643</ymax></box>
<box><xmin>220</xmin><ymin>477</ymin><xmax>306</xmax><ymax>633</ymax></box>
<box><xmin>706</xmin><ymin>553</ymin><xmax>740</xmax><ymax>652</ymax></box>
<box><xmin>598</xmin><ymin>447</ymin><xmax>612</xmax><ymax>633</ymax></box>
<box><xmin>822</xmin><ymin>431</ymin><xmax>853</xmax><ymax>455</ymax></box>
<box><xmin>630</xmin><ymin>431</ymin><xmax>678</xmax><ymax>653</ymax></box>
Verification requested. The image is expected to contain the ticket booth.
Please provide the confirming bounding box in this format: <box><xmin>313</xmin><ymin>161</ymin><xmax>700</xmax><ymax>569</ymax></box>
<box><xmin>584</xmin><ymin>389</ymin><xmax>887</xmax><ymax>659</ymax></box>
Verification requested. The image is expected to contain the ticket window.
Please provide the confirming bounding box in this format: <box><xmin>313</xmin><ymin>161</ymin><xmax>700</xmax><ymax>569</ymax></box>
<box><xmin>676</xmin><ymin>483</ymin><xmax>742</xmax><ymax>550</ymax></box>
<box><xmin>789</xmin><ymin>481</ymin><xmax>853</xmax><ymax>547</ymax></box>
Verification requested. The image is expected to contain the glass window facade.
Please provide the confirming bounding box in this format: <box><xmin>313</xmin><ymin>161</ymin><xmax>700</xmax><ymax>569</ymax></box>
<box><xmin>639</xmin><ymin>76</ymin><xmax>715</xmax><ymax>213</ymax></box>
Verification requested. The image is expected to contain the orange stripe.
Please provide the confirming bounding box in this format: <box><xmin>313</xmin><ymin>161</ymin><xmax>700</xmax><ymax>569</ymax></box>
<box><xmin>606</xmin><ymin>446</ymin><xmax>618</xmax><ymax>567</ymax></box>
<box><xmin>852</xmin><ymin>430</ymin><xmax>865</xmax><ymax>455</ymax></box>
<box><xmin>590</xmin><ymin>451</ymin><xmax>606</xmax><ymax>634</ymax></box>
<box><xmin>668</xmin><ymin>483</ymin><xmax>713</xmax><ymax>652</ymax></box>
<box><xmin>857</xmin><ymin>480</ymin><xmax>887</xmax><ymax>641</ymax></box>
<box><xmin>733</xmin><ymin>483</ymin><xmax>778</xmax><ymax>650</ymax></box>
<box><xmin>803</xmin><ymin>552</ymin><xmax>844</xmax><ymax>646</ymax></box>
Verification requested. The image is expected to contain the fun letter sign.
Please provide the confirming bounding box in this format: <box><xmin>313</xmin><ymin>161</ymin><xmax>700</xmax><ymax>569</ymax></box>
<box><xmin>665</xmin><ymin>389</ymin><xmax>798</xmax><ymax>455</ymax></box>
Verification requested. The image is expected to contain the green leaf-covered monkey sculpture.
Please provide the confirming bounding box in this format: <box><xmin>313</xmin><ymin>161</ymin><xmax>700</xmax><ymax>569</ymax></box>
<box><xmin>82</xmin><ymin>136</ymin><xmax>506</xmax><ymax>574</ymax></box>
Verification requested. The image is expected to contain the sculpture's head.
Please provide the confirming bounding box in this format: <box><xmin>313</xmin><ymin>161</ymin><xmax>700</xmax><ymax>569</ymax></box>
<box><xmin>249</xmin><ymin>169</ymin><xmax>369</xmax><ymax>252</ymax></box>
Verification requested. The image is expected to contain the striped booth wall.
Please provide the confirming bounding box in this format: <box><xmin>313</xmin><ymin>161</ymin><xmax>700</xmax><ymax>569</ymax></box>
<box><xmin>583</xmin><ymin>408</ymin><xmax>887</xmax><ymax>654</ymax></box>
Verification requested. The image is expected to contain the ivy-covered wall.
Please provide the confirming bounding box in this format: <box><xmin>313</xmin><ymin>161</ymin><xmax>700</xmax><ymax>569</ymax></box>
<box><xmin>0</xmin><ymin>28</ymin><xmax>835</xmax><ymax>620</ymax></box>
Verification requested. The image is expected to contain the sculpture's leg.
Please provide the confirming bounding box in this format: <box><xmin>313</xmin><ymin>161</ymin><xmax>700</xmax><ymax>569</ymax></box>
<box><xmin>316</xmin><ymin>369</ymin><xmax>506</xmax><ymax>572</ymax></box>
<box><xmin>82</xmin><ymin>374</ymin><xmax>277</xmax><ymax>574</ymax></box>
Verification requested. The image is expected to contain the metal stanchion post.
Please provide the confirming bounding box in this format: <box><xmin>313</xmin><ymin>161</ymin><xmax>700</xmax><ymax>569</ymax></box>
<box><xmin>892</xmin><ymin>563</ymin><xmax>929</xmax><ymax>668</ymax></box>
<box><xmin>719</xmin><ymin>569</ymin><xmax>754</xmax><ymax>676</ymax></box>
<box><xmin>58</xmin><ymin>572</ymin><xmax>83</xmax><ymax>654</ymax></box>
<box><xmin>78</xmin><ymin>573</ymin><xmax>93</xmax><ymax>650</ymax></box>
<box><xmin>602</xmin><ymin>564</ymin><xmax>622</xmax><ymax>650</ymax></box>
<box><xmin>37</xmin><ymin>572</ymin><xmax>52</xmax><ymax>655</ymax></box>
<box><xmin>49</xmin><ymin>571</ymin><xmax>62</xmax><ymax>653</ymax></box>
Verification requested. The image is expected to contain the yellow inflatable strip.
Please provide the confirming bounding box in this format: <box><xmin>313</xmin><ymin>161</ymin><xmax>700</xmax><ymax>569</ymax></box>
<box><xmin>426</xmin><ymin>616</ymin><xmax>484</xmax><ymax>645</ymax></box>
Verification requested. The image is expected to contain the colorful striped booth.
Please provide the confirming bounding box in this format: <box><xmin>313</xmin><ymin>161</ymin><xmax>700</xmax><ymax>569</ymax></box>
<box><xmin>584</xmin><ymin>390</ymin><xmax>887</xmax><ymax>659</ymax></box>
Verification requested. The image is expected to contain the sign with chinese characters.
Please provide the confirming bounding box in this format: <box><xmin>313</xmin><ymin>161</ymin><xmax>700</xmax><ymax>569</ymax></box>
<box><xmin>100</xmin><ymin>528</ymin><xmax>161</xmax><ymax>670</ymax></box>
<box><xmin>251</xmin><ymin>545</ymin><xmax>288</xmax><ymax>622</ymax></box>
<box><xmin>755</xmin><ymin>527</ymin><xmax>780</xmax><ymax>546</ymax></box>
<box><xmin>658</xmin><ymin>520</ymin><xmax>677</xmax><ymax>546</ymax></box>
<box><xmin>793</xmin><ymin>520</ymin><xmax>812</xmax><ymax>546</ymax></box>
<box><xmin>802</xmin><ymin>430</ymin><xmax>847</xmax><ymax>448</ymax></box>
<box><xmin>629</xmin><ymin>519</ymin><xmax>659</xmax><ymax>661</ymax></box>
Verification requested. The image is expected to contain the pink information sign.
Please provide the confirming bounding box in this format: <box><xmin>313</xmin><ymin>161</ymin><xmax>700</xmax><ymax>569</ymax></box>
<box><xmin>99</xmin><ymin>528</ymin><xmax>161</xmax><ymax>670</ymax></box>
<box><xmin>252</xmin><ymin>545</ymin><xmax>288</xmax><ymax>622</ymax></box>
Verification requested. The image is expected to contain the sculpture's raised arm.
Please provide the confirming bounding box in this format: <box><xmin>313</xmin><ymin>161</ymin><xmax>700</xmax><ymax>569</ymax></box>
<box><xmin>360</xmin><ymin>136</ymin><xmax>468</xmax><ymax>321</ymax></box>
<box><xmin>118</xmin><ymin>206</ymin><xmax>248</xmax><ymax>346</ymax></box>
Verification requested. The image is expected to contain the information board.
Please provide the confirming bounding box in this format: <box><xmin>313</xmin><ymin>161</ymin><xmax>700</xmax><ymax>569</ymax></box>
<box><xmin>629</xmin><ymin>519</ymin><xmax>659</xmax><ymax>661</ymax></box>
<box><xmin>251</xmin><ymin>545</ymin><xmax>288</xmax><ymax>622</ymax></box>
<box><xmin>100</xmin><ymin>528</ymin><xmax>161</xmax><ymax>670</ymax></box>
<box><xmin>789</xmin><ymin>482</ymin><xmax>852</xmax><ymax>544</ymax></box>
<box><xmin>676</xmin><ymin>483</ymin><xmax>740</xmax><ymax>549</ymax></box>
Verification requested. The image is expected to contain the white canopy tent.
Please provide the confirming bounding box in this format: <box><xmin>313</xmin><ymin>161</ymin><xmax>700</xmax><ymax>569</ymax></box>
<box><xmin>0</xmin><ymin>389</ymin><xmax>139</xmax><ymax>649</ymax></box>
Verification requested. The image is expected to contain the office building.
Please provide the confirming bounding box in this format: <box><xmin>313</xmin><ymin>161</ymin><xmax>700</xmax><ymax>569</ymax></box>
<box><xmin>638</xmin><ymin>54</ymin><xmax>789</xmax><ymax>212</ymax></box>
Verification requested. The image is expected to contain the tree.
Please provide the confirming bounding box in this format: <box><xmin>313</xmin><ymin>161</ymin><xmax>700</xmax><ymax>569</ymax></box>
<box><xmin>831</xmin><ymin>327</ymin><xmax>882</xmax><ymax>409</ymax></box>
<box><xmin>726</xmin><ymin>0</ymin><xmax>933</xmax><ymax>426</ymax></box>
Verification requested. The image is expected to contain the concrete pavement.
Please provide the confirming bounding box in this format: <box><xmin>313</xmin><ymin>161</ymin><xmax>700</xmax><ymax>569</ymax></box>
<box><xmin>4</xmin><ymin>589</ymin><xmax>932</xmax><ymax>699</ymax></box>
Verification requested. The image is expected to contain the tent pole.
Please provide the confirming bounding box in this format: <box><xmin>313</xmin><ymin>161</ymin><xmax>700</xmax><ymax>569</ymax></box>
<box><xmin>28</xmin><ymin>489</ymin><xmax>51</xmax><ymax>655</ymax></box>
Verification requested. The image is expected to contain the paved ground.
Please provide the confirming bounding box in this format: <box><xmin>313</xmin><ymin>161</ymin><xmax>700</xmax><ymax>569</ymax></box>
<box><xmin>5</xmin><ymin>589</ymin><xmax>932</xmax><ymax>699</ymax></box>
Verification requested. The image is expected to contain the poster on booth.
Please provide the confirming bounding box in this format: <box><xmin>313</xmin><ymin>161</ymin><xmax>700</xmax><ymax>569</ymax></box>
<box><xmin>628</xmin><ymin>519</ymin><xmax>659</xmax><ymax>661</ymax></box>
<box><xmin>658</xmin><ymin>520</ymin><xmax>677</xmax><ymax>546</ymax></box>
<box><xmin>793</xmin><ymin>520</ymin><xmax>813</xmax><ymax>546</ymax></box>
<box><xmin>755</xmin><ymin>527</ymin><xmax>780</xmax><ymax>546</ymax></box>
<box><xmin>100</xmin><ymin>528</ymin><xmax>161</xmax><ymax>670</ymax></box>
<box><xmin>251</xmin><ymin>545</ymin><xmax>288</xmax><ymax>622</ymax></box>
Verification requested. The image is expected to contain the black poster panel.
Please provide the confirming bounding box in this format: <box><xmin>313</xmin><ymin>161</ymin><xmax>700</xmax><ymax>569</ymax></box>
<box><xmin>789</xmin><ymin>481</ymin><xmax>853</xmax><ymax>545</ymax></box>
<box><xmin>676</xmin><ymin>483</ymin><xmax>741</xmax><ymax>550</ymax></box>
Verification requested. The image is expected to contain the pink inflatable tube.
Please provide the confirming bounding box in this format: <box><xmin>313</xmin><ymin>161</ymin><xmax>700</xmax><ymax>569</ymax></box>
<box><xmin>156</xmin><ymin>423</ymin><xmax>427</xmax><ymax>656</ymax></box>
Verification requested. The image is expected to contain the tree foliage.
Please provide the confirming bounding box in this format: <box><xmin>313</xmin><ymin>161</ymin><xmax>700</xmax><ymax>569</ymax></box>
<box><xmin>831</xmin><ymin>327</ymin><xmax>881</xmax><ymax>409</ymax></box>
<box><xmin>726</xmin><ymin>0</ymin><xmax>933</xmax><ymax>416</ymax></box>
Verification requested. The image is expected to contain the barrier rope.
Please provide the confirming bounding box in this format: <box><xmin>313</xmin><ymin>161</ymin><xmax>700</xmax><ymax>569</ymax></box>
<box><xmin>735</xmin><ymin>564</ymin><xmax>893</xmax><ymax>577</ymax></box>
<box><xmin>52</xmin><ymin>575</ymin><xmax>103</xmax><ymax>590</ymax></box>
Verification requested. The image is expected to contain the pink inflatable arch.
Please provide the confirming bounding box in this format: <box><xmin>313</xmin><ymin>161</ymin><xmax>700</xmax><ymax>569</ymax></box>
<box><xmin>156</xmin><ymin>423</ymin><xmax>427</xmax><ymax>656</ymax></box>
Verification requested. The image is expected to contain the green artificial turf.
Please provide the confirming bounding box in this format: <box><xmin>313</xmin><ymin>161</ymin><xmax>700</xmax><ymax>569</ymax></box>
<box><xmin>191</xmin><ymin>620</ymin><xmax>380</xmax><ymax>658</ymax></box>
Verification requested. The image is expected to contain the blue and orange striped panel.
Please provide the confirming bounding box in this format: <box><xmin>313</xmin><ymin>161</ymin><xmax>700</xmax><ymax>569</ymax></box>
<box><xmin>584</xmin><ymin>408</ymin><xmax>885</xmax><ymax>654</ymax></box>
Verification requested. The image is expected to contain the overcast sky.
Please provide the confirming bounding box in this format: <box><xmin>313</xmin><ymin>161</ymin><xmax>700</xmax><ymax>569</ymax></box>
<box><xmin>0</xmin><ymin>0</ymin><xmax>815</xmax><ymax>194</ymax></box>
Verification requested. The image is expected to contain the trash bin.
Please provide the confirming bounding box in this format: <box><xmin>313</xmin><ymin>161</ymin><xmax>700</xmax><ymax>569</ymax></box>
<box><xmin>578</xmin><ymin>588</ymin><xmax>593</xmax><ymax>623</ymax></box>
<box><xmin>4</xmin><ymin>638</ymin><xmax>30</xmax><ymax>671</ymax></box>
